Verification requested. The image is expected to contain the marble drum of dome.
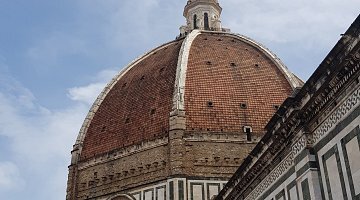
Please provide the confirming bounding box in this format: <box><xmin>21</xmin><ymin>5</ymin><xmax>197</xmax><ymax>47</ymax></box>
<box><xmin>66</xmin><ymin>1</ymin><xmax>303</xmax><ymax>200</ymax></box>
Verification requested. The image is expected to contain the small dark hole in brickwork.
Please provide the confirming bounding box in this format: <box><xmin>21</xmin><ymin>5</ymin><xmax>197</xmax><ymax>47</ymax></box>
<box><xmin>153</xmin><ymin>52</ymin><xmax>157</xmax><ymax>55</ymax></box>
<box><xmin>204</xmin><ymin>38</ymin><xmax>208</xmax><ymax>40</ymax></box>
<box><xmin>159</xmin><ymin>67</ymin><xmax>165</xmax><ymax>74</ymax></box>
<box><xmin>217</xmin><ymin>38</ymin><xmax>222</xmax><ymax>41</ymax></box>
<box><xmin>206</xmin><ymin>61</ymin><xmax>212</xmax><ymax>65</ymax></box>
<box><xmin>207</xmin><ymin>101</ymin><xmax>214</xmax><ymax>107</ymax></box>
<box><xmin>245</xmin><ymin>48</ymin><xmax>249</xmax><ymax>51</ymax></box>
<box><xmin>240</xmin><ymin>103</ymin><xmax>247</xmax><ymax>109</ymax></box>
<box><xmin>122</xmin><ymin>82</ymin><xmax>127</xmax><ymax>88</ymax></box>
<box><xmin>125</xmin><ymin>118</ymin><xmax>130</xmax><ymax>124</ymax></box>
<box><xmin>231</xmin><ymin>39</ymin><xmax>236</xmax><ymax>42</ymax></box>
<box><xmin>255</xmin><ymin>64</ymin><xmax>260</xmax><ymax>67</ymax></box>
<box><xmin>150</xmin><ymin>108</ymin><xmax>156</xmax><ymax>115</ymax></box>
<box><xmin>230</xmin><ymin>62</ymin><xmax>236</xmax><ymax>67</ymax></box>
<box><xmin>101</xmin><ymin>126</ymin><xmax>106</xmax><ymax>132</ymax></box>
<box><xmin>207</xmin><ymin>128</ymin><xmax>210</xmax><ymax>131</ymax></box>
<box><xmin>140</xmin><ymin>75</ymin><xmax>145</xmax><ymax>80</ymax></box>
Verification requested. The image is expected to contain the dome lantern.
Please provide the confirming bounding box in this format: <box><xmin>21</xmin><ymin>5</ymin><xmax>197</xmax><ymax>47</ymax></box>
<box><xmin>180</xmin><ymin>0</ymin><xmax>226</xmax><ymax>36</ymax></box>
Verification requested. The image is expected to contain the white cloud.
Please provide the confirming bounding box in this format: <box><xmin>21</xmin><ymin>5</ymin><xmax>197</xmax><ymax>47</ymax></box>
<box><xmin>0</xmin><ymin>162</ymin><xmax>24</xmax><ymax>190</ymax></box>
<box><xmin>68</xmin><ymin>83</ymin><xmax>106</xmax><ymax>105</ymax></box>
<box><xmin>68</xmin><ymin>69</ymin><xmax>117</xmax><ymax>105</ymax></box>
<box><xmin>0</xmin><ymin>68</ymin><xmax>115</xmax><ymax>199</ymax></box>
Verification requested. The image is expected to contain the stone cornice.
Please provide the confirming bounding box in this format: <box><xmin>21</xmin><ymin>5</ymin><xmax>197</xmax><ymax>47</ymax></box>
<box><xmin>76</xmin><ymin>136</ymin><xmax>168</xmax><ymax>170</ymax></box>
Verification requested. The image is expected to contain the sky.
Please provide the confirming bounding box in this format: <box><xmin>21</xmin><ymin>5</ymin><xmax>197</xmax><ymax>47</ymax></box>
<box><xmin>0</xmin><ymin>0</ymin><xmax>358</xmax><ymax>199</ymax></box>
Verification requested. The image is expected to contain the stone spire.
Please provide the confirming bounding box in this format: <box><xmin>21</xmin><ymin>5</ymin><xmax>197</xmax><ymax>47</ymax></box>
<box><xmin>180</xmin><ymin>0</ymin><xmax>228</xmax><ymax>36</ymax></box>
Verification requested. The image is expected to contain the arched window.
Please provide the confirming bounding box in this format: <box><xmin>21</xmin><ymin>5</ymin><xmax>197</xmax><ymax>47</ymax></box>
<box><xmin>204</xmin><ymin>13</ymin><xmax>209</xmax><ymax>30</ymax></box>
<box><xmin>193</xmin><ymin>14</ymin><xmax>198</xmax><ymax>29</ymax></box>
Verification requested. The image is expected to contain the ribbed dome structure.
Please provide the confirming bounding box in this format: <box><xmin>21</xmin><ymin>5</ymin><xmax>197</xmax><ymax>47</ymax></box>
<box><xmin>74</xmin><ymin>31</ymin><xmax>301</xmax><ymax>161</ymax></box>
<box><xmin>67</xmin><ymin>2</ymin><xmax>303</xmax><ymax>200</ymax></box>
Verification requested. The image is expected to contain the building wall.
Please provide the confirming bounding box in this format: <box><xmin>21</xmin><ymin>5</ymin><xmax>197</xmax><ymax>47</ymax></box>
<box><xmin>73</xmin><ymin>138</ymin><xmax>170</xmax><ymax>200</ymax></box>
<box><xmin>244</xmin><ymin>85</ymin><xmax>359</xmax><ymax>200</ymax></box>
<box><xmin>315</xmin><ymin>88</ymin><xmax>360</xmax><ymax>200</ymax></box>
<box><xmin>215</xmin><ymin>15</ymin><xmax>360</xmax><ymax>200</ymax></box>
<box><xmin>105</xmin><ymin>178</ymin><xmax>228</xmax><ymax>200</ymax></box>
<box><xmin>182</xmin><ymin>133</ymin><xmax>256</xmax><ymax>177</ymax></box>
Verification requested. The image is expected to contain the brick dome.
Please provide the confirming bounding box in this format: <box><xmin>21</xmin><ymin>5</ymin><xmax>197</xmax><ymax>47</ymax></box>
<box><xmin>72</xmin><ymin>30</ymin><xmax>302</xmax><ymax>162</ymax></box>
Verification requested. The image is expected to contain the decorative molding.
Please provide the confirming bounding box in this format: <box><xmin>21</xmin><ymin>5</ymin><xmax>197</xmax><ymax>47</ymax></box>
<box><xmin>80</xmin><ymin>162</ymin><xmax>167</xmax><ymax>193</ymax></box>
<box><xmin>309</xmin><ymin>86</ymin><xmax>360</xmax><ymax>146</ymax></box>
<box><xmin>232</xmin><ymin>134</ymin><xmax>306</xmax><ymax>200</ymax></box>
<box><xmin>242</xmin><ymin>86</ymin><xmax>359</xmax><ymax>200</ymax></box>
<box><xmin>302</xmin><ymin>47</ymin><xmax>360</xmax><ymax>126</ymax></box>
<box><xmin>184</xmin><ymin>132</ymin><xmax>260</xmax><ymax>143</ymax></box>
<box><xmin>78</xmin><ymin>137</ymin><xmax>168</xmax><ymax>170</ymax></box>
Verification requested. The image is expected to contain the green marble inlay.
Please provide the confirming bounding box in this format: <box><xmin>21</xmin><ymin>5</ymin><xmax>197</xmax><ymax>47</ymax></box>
<box><xmin>301</xmin><ymin>179</ymin><xmax>311</xmax><ymax>200</ymax></box>
<box><xmin>178</xmin><ymin>180</ymin><xmax>184</xmax><ymax>200</ymax></box>
<box><xmin>341</xmin><ymin>126</ymin><xmax>360</xmax><ymax>199</ymax></box>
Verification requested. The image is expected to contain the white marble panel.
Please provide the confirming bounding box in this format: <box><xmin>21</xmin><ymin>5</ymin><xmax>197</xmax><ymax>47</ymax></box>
<box><xmin>208</xmin><ymin>185</ymin><xmax>219</xmax><ymax>200</ymax></box>
<box><xmin>133</xmin><ymin>193</ymin><xmax>141</xmax><ymax>200</ymax></box>
<box><xmin>157</xmin><ymin>188</ymin><xmax>165</xmax><ymax>200</ymax></box>
<box><xmin>193</xmin><ymin>185</ymin><xmax>203</xmax><ymax>200</ymax></box>
<box><xmin>144</xmin><ymin>190</ymin><xmax>153</xmax><ymax>200</ymax></box>
<box><xmin>289</xmin><ymin>186</ymin><xmax>298</xmax><ymax>200</ymax></box>
<box><xmin>346</xmin><ymin>136</ymin><xmax>360</xmax><ymax>195</ymax></box>
<box><xmin>327</xmin><ymin>155</ymin><xmax>344</xmax><ymax>200</ymax></box>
